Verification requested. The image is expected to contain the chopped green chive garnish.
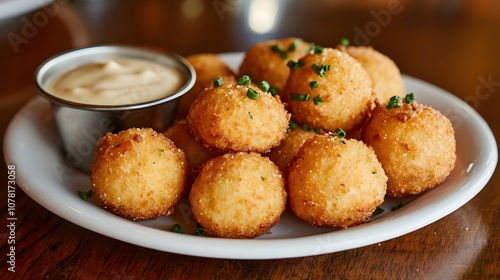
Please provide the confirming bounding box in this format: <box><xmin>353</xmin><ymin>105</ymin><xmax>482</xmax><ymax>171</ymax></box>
<box><xmin>287</xmin><ymin>59</ymin><xmax>305</xmax><ymax>70</ymax></box>
<box><xmin>298</xmin><ymin>59</ymin><xmax>305</xmax><ymax>68</ymax></box>
<box><xmin>269</xmin><ymin>86</ymin><xmax>279</xmax><ymax>97</ymax></box>
<box><xmin>309</xmin><ymin>81</ymin><xmax>319</xmax><ymax>89</ymax></box>
<box><xmin>193</xmin><ymin>227</ymin><xmax>205</xmax><ymax>236</ymax></box>
<box><xmin>313</xmin><ymin>44</ymin><xmax>324</xmax><ymax>54</ymax></box>
<box><xmin>312</xmin><ymin>63</ymin><xmax>331</xmax><ymax>77</ymax></box>
<box><xmin>313</xmin><ymin>96</ymin><xmax>323</xmax><ymax>105</ymax></box>
<box><xmin>259</xmin><ymin>80</ymin><xmax>270</xmax><ymax>92</ymax></box>
<box><xmin>341</xmin><ymin>140</ymin><xmax>347</xmax><ymax>144</ymax></box>
<box><xmin>386</xmin><ymin>95</ymin><xmax>402</xmax><ymax>109</ymax></box>
<box><xmin>289</xmin><ymin>120</ymin><xmax>299</xmax><ymax>130</ymax></box>
<box><xmin>391</xmin><ymin>201</ymin><xmax>404</xmax><ymax>211</ymax></box>
<box><xmin>405</xmin><ymin>92</ymin><xmax>415</xmax><ymax>104</ymax></box>
<box><xmin>170</xmin><ymin>224</ymin><xmax>185</xmax><ymax>233</ymax></box>
<box><xmin>247</xmin><ymin>88</ymin><xmax>259</xmax><ymax>100</ymax></box>
<box><xmin>159</xmin><ymin>148</ymin><xmax>165</xmax><ymax>155</ymax></box>
<box><xmin>302</xmin><ymin>124</ymin><xmax>311</xmax><ymax>131</ymax></box>
<box><xmin>238</xmin><ymin>75</ymin><xmax>251</xmax><ymax>86</ymax></box>
<box><xmin>291</xmin><ymin>93</ymin><xmax>310</xmax><ymax>101</ymax></box>
<box><xmin>308</xmin><ymin>43</ymin><xmax>324</xmax><ymax>54</ymax></box>
<box><xmin>170</xmin><ymin>223</ymin><xmax>206</xmax><ymax>235</ymax></box>
<box><xmin>248</xmin><ymin>111</ymin><xmax>253</xmax><ymax>119</ymax></box>
<box><xmin>261</xmin><ymin>176</ymin><xmax>266</xmax><ymax>181</ymax></box>
<box><xmin>373</xmin><ymin>207</ymin><xmax>384</xmax><ymax>215</ymax></box>
<box><xmin>78</xmin><ymin>190</ymin><xmax>93</xmax><ymax>201</ymax></box>
<box><xmin>270</xmin><ymin>44</ymin><xmax>283</xmax><ymax>52</ymax></box>
<box><xmin>270</xmin><ymin>44</ymin><xmax>287</xmax><ymax>58</ymax></box>
<box><xmin>372</xmin><ymin>171</ymin><xmax>377</xmax><ymax>174</ymax></box>
<box><xmin>335</xmin><ymin>128</ymin><xmax>346</xmax><ymax>138</ymax></box>
<box><xmin>340</xmin><ymin>37</ymin><xmax>350</xmax><ymax>47</ymax></box>
<box><xmin>314</xmin><ymin>128</ymin><xmax>321</xmax><ymax>134</ymax></box>
<box><xmin>271</xmin><ymin>43</ymin><xmax>298</xmax><ymax>59</ymax></box>
<box><xmin>213</xmin><ymin>77</ymin><xmax>223</xmax><ymax>87</ymax></box>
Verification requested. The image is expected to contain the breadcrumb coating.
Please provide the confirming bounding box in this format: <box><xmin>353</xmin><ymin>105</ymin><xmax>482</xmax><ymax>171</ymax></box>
<box><xmin>288</xmin><ymin>134</ymin><xmax>387</xmax><ymax>228</ymax></box>
<box><xmin>91</xmin><ymin>128</ymin><xmax>188</xmax><ymax>220</ymax></box>
<box><xmin>342</xmin><ymin>45</ymin><xmax>405</xmax><ymax>103</ymax></box>
<box><xmin>187</xmin><ymin>80</ymin><xmax>290</xmax><ymax>153</ymax></box>
<box><xmin>189</xmin><ymin>152</ymin><xmax>287</xmax><ymax>238</ymax></box>
<box><xmin>284</xmin><ymin>48</ymin><xmax>374</xmax><ymax>133</ymax></box>
<box><xmin>362</xmin><ymin>101</ymin><xmax>456</xmax><ymax>197</ymax></box>
<box><xmin>239</xmin><ymin>37</ymin><xmax>311</xmax><ymax>94</ymax></box>
<box><xmin>176</xmin><ymin>53</ymin><xmax>235</xmax><ymax>119</ymax></box>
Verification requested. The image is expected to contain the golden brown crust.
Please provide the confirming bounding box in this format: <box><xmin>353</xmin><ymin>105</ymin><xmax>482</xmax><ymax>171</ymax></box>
<box><xmin>238</xmin><ymin>37</ymin><xmax>311</xmax><ymax>93</ymax></box>
<box><xmin>265</xmin><ymin>127</ymin><xmax>318</xmax><ymax>175</ymax></box>
<box><xmin>342</xmin><ymin>46</ymin><xmax>405</xmax><ymax>103</ymax></box>
<box><xmin>176</xmin><ymin>53</ymin><xmax>235</xmax><ymax>119</ymax></box>
<box><xmin>186</xmin><ymin>80</ymin><xmax>290</xmax><ymax>153</ymax></box>
<box><xmin>91</xmin><ymin>128</ymin><xmax>188</xmax><ymax>220</ymax></box>
<box><xmin>88</xmin><ymin>39</ymin><xmax>457</xmax><ymax>236</ymax></box>
<box><xmin>189</xmin><ymin>152</ymin><xmax>287</xmax><ymax>238</ymax></box>
<box><xmin>287</xmin><ymin>134</ymin><xmax>387</xmax><ymax>228</ymax></box>
<box><xmin>362</xmin><ymin>101</ymin><xmax>456</xmax><ymax>197</ymax></box>
<box><xmin>164</xmin><ymin>119</ymin><xmax>221</xmax><ymax>182</ymax></box>
<box><xmin>284</xmin><ymin>48</ymin><xmax>375</xmax><ymax>133</ymax></box>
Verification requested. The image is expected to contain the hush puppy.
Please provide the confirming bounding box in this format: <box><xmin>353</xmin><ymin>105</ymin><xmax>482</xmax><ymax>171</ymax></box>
<box><xmin>239</xmin><ymin>37</ymin><xmax>311</xmax><ymax>94</ymax></box>
<box><xmin>341</xmin><ymin>45</ymin><xmax>405</xmax><ymax>103</ymax></box>
<box><xmin>284</xmin><ymin>48</ymin><xmax>374</xmax><ymax>133</ymax></box>
<box><xmin>91</xmin><ymin>128</ymin><xmax>188</xmax><ymax>220</ymax></box>
<box><xmin>164</xmin><ymin>119</ymin><xmax>221</xmax><ymax>181</ymax></box>
<box><xmin>288</xmin><ymin>134</ymin><xmax>387</xmax><ymax>228</ymax></box>
<box><xmin>176</xmin><ymin>53</ymin><xmax>235</xmax><ymax>119</ymax></box>
<box><xmin>187</xmin><ymin>77</ymin><xmax>290</xmax><ymax>153</ymax></box>
<box><xmin>362</xmin><ymin>95</ymin><xmax>456</xmax><ymax>198</ymax></box>
<box><xmin>265</xmin><ymin>124</ymin><xmax>319</xmax><ymax>174</ymax></box>
<box><xmin>189</xmin><ymin>152</ymin><xmax>287</xmax><ymax>239</ymax></box>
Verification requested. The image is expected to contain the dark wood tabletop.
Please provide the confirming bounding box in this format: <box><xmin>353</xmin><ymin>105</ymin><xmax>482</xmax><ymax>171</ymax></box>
<box><xmin>1</xmin><ymin>0</ymin><xmax>499</xmax><ymax>279</ymax></box>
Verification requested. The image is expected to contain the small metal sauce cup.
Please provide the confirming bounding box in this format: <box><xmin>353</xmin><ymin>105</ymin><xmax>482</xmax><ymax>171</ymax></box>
<box><xmin>35</xmin><ymin>45</ymin><xmax>196</xmax><ymax>173</ymax></box>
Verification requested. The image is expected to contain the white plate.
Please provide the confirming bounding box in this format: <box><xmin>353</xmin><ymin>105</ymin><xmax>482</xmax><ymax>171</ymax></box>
<box><xmin>3</xmin><ymin>53</ymin><xmax>498</xmax><ymax>259</ymax></box>
<box><xmin>0</xmin><ymin>0</ymin><xmax>52</xmax><ymax>20</ymax></box>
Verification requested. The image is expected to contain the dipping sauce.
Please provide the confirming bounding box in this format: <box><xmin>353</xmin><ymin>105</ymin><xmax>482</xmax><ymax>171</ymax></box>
<box><xmin>49</xmin><ymin>57</ymin><xmax>185</xmax><ymax>105</ymax></box>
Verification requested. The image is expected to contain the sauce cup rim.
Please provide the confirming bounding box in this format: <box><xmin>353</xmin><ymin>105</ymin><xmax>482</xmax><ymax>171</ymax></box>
<box><xmin>34</xmin><ymin>44</ymin><xmax>196</xmax><ymax>111</ymax></box>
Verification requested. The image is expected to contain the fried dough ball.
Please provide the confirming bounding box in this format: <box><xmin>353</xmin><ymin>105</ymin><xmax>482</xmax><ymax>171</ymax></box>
<box><xmin>164</xmin><ymin>119</ymin><xmax>221</xmax><ymax>181</ymax></box>
<box><xmin>341</xmin><ymin>46</ymin><xmax>405</xmax><ymax>103</ymax></box>
<box><xmin>189</xmin><ymin>152</ymin><xmax>287</xmax><ymax>238</ymax></box>
<box><xmin>284</xmin><ymin>48</ymin><xmax>374</xmax><ymax>133</ymax></box>
<box><xmin>265</xmin><ymin>126</ymin><xmax>318</xmax><ymax>174</ymax></box>
<box><xmin>91</xmin><ymin>128</ymin><xmax>188</xmax><ymax>220</ymax></box>
<box><xmin>187</xmin><ymin>79</ymin><xmax>290</xmax><ymax>153</ymax></box>
<box><xmin>239</xmin><ymin>37</ymin><xmax>311</xmax><ymax>94</ymax></box>
<box><xmin>176</xmin><ymin>53</ymin><xmax>235</xmax><ymax>119</ymax></box>
<box><xmin>288</xmin><ymin>134</ymin><xmax>387</xmax><ymax>228</ymax></box>
<box><xmin>362</xmin><ymin>99</ymin><xmax>456</xmax><ymax>198</ymax></box>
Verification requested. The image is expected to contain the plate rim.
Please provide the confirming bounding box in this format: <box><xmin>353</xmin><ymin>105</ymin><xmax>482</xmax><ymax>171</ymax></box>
<box><xmin>0</xmin><ymin>0</ymin><xmax>53</xmax><ymax>20</ymax></box>
<box><xmin>3</xmin><ymin>53</ymin><xmax>498</xmax><ymax>260</ymax></box>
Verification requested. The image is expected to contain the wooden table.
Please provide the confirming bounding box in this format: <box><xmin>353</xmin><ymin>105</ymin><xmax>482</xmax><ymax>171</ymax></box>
<box><xmin>1</xmin><ymin>0</ymin><xmax>499</xmax><ymax>279</ymax></box>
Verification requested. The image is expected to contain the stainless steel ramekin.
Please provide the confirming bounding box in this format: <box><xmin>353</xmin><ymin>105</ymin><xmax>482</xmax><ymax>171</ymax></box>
<box><xmin>35</xmin><ymin>45</ymin><xmax>196</xmax><ymax>173</ymax></box>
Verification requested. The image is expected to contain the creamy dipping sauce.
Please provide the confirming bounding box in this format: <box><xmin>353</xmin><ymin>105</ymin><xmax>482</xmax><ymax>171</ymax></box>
<box><xmin>49</xmin><ymin>57</ymin><xmax>185</xmax><ymax>105</ymax></box>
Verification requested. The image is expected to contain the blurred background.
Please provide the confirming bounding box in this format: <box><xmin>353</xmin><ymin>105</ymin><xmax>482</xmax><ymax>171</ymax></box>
<box><xmin>1</xmin><ymin>0</ymin><xmax>499</xmax><ymax>166</ymax></box>
<box><xmin>1</xmin><ymin>0</ymin><xmax>500</xmax><ymax>89</ymax></box>
<box><xmin>0</xmin><ymin>1</ymin><xmax>499</xmax><ymax>278</ymax></box>
<box><xmin>0</xmin><ymin>0</ymin><xmax>500</xmax><ymax>162</ymax></box>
